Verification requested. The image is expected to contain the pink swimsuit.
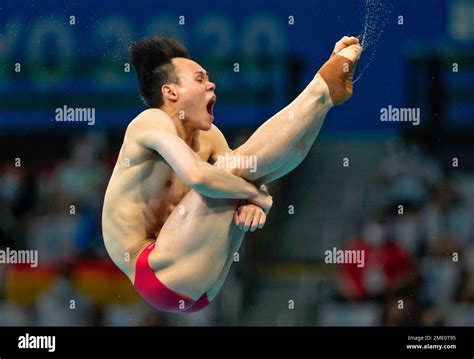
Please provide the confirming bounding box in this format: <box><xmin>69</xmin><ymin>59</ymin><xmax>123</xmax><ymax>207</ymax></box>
<box><xmin>134</xmin><ymin>242</ymin><xmax>210</xmax><ymax>313</ymax></box>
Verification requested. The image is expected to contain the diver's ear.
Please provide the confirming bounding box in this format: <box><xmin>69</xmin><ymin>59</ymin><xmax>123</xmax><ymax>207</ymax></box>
<box><xmin>162</xmin><ymin>84</ymin><xmax>178</xmax><ymax>102</ymax></box>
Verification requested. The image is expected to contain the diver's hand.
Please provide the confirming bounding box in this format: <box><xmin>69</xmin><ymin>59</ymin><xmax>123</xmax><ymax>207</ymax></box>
<box><xmin>234</xmin><ymin>203</ymin><xmax>267</xmax><ymax>232</ymax></box>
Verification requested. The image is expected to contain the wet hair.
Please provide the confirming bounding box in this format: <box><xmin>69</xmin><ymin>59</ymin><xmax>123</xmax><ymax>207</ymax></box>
<box><xmin>129</xmin><ymin>36</ymin><xmax>190</xmax><ymax>108</ymax></box>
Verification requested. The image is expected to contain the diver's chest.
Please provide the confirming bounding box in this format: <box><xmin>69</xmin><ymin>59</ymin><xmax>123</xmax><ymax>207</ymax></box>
<box><xmin>166</xmin><ymin>140</ymin><xmax>213</xmax><ymax>201</ymax></box>
<box><xmin>192</xmin><ymin>137</ymin><xmax>213</xmax><ymax>163</ymax></box>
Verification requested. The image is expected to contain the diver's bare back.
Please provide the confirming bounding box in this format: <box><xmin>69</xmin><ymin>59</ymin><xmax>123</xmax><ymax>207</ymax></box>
<box><xmin>102</xmin><ymin>109</ymin><xmax>213</xmax><ymax>281</ymax></box>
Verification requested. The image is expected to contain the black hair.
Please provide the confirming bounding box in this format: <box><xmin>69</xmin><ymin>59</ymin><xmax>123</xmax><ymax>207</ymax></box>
<box><xmin>129</xmin><ymin>36</ymin><xmax>190</xmax><ymax>108</ymax></box>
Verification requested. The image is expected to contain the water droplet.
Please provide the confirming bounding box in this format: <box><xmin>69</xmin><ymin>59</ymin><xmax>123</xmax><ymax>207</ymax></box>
<box><xmin>354</xmin><ymin>0</ymin><xmax>391</xmax><ymax>83</ymax></box>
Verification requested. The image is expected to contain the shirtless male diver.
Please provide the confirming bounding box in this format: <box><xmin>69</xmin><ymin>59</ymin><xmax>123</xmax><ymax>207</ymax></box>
<box><xmin>102</xmin><ymin>35</ymin><xmax>362</xmax><ymax>313</ymax></box>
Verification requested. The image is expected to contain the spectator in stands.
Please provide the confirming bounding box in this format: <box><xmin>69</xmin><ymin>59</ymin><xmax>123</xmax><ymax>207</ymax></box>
<box><xmin>337</xmin><ymin>215</ymin><xmax>415</xmax><ymax>300</ymax></box>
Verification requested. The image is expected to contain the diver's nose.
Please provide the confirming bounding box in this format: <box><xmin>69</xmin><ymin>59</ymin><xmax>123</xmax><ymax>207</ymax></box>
<box><xmin>207</xmin><ymin>81</ymin><xmax>216</xmax><ymax>92</ymax></box>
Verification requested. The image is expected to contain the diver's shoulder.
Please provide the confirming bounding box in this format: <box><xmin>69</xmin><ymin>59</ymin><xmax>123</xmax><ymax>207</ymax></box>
<box><xmin>127</xmin><ymin>108</ymin><xmax>177</xmax><ymax>133</ymax></box>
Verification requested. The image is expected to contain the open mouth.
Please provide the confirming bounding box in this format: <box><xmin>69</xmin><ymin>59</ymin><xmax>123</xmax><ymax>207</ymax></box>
<box><xmin>206</xmin><ymin>97</ymin><xmax>216</xmax><ymax>118</ymax></box>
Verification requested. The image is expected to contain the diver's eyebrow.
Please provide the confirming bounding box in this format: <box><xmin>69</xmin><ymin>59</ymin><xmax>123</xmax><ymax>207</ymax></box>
<box><xmin>194</xmin><ymin>70</ymin><xmax>209</xmax><ymax>78</ymax></box>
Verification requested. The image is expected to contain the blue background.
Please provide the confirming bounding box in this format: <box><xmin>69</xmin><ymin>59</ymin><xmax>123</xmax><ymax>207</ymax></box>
<box><xmin>0</xmin><ymin>0</ymin><xmax>463</xmax><ymax>134</ymax></box>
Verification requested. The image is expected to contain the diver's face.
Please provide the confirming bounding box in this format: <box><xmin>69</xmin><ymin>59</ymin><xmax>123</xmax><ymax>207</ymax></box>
<box><xmin>171</xmin><ymin>57</ymin><xmax>216</xmax><ymax>130</ymax></box>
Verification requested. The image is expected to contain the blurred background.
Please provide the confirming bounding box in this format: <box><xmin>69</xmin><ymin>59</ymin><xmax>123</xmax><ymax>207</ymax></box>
<box><xmin>0</xmin><ymin>0</ymin><xmax>473</xmax><ymax>326</ymax></box>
